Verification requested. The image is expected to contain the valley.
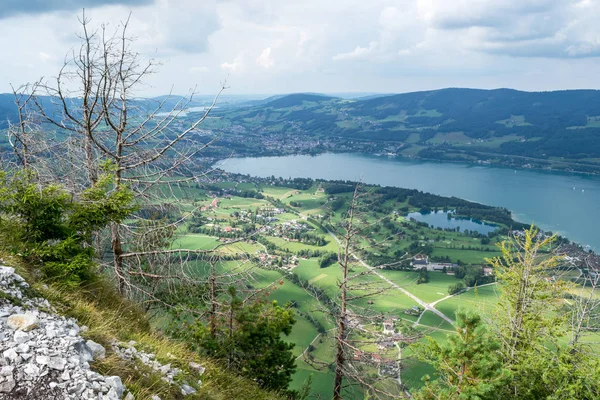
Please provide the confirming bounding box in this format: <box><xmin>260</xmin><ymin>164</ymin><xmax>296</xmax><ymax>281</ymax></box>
<box><xmin>165</xmin><ymin>174</ymin><xmax>596</xmax><ymax>398</ymax></box>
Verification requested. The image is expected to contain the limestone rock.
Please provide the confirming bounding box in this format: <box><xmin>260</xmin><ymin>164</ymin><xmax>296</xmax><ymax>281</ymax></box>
<box><xmin>189</xmin><ymin>361</ymin><xmax>205</xmax><ymax>375</ymax></box>
<box><xmin>105</xmin><ymin>375</ymin><xmax>125</xmax><ymax>398</ymax></box>
<box><xmin>86</xmin><ymin>339</ymin><xmax>106</xmax><ymax>360</ymax></box>
<box><xmin>13</xmin><ymin>330</ymin><xmax>29</xmax><ymax>344</ymax></box>
<box><xmin>74</xmin><ymin>340</ymin><xmax>94</xmax><ymax>362</ymax></box>
<box><xmin>0</xmin><ymin>377</ymin><xmax>15</xmax><ymax>393</ymax></box>
<box><xmin>181</xmin><ymin>383</ymin><xmax>197</xmax><ymax>396</ymax></box>
<box><xmin>7</xmin><ymin>313</ymin><xmax>39</xmax><ymax>331</ymax></box>
<box><xmin>48</xmin><ymin>356</ymin><xmax>67</xmax><ymax>370</ymax></box>
<box><xmin>0</xmin><ymin>266</ymin><xmax>15</xmax><ymax>276</ymax></box>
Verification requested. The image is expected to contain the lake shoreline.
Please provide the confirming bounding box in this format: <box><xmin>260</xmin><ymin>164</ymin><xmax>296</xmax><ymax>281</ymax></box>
<box><xmin>215</xmin><ymin>153</ymin><xmax>600</xmax><ymax>251</ymax></box>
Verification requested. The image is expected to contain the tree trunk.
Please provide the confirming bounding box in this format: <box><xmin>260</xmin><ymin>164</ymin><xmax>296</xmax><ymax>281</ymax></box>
<box><xmin>111</xmin><ymin>222</ymin><xmax>125</xmax><ymax>294</ymax></box>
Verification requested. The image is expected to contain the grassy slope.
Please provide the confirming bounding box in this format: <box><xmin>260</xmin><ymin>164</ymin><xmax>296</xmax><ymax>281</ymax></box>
<box><xmin>0</xmin><ymin>252</ymin><xmax>283</xmax><ymax>400</ymax></box>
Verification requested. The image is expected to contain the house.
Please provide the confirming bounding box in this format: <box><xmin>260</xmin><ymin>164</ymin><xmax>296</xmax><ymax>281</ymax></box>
<box><xmin>427</xmin><ymin>262</ymin><xmax>457</xmax><ymax>272</ymax></box>
<box><xmin>383</xmin><ymin>319</ymin><xmax>394</xmax><ymax>335</ymax></box>
<box><xmin>483</xmin><ymin>267</ymin><xmax>493</xmax><ymax>276</ymax></box>
<box><xmin>411</xmin><ymin>254</ymin><xmax>429</xmax><ymax>268</ymax></box>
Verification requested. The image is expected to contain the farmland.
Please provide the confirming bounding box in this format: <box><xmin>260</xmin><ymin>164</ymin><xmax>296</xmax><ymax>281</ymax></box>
<box><xmin>164</xmin><ymin>174</ymin><xmax>581</xmax><ymax>398</ymax></box>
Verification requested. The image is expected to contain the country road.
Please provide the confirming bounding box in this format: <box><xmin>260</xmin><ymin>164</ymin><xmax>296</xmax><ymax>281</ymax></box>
<box><xmin>326</xmin><ymin>229</ymin><xmax>455</xmax><ymax>325</ymax></box>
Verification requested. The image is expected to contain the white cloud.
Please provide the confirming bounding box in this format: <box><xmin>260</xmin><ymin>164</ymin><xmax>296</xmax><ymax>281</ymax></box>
<box><xmin>256</xmin><ymin>47</ymin><xmax>274</xmax><ymax>68</ymax></box>
<box><xmin>38</xmin><ymin>52</ymin><xmax>52</xmax><ymax>63</ymax></box>
<box><xmin>333</xmin><ymin>42</ymin><xmax>378</xmax><ymax>61</ymax></box>
<box><xmin>0</xmin><ymin>0</ymin><xmax>599</xmax><ymax>95</ymax></box>
<box><xmin>221</xmin><ymin>55</ymin><xmax>244</xmax><ymax>73</ymax></box>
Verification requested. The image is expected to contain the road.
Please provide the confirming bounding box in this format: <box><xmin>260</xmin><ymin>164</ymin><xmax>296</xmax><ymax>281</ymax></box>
<box><xmin>326</xmin><ymin>229</ymin><xmax>455</xmax><ymax>325</ymax></box>
<box><xmin>429</xmin><ymin>281</ymin><xmax>498</xmax><ymax>307</ymax></box>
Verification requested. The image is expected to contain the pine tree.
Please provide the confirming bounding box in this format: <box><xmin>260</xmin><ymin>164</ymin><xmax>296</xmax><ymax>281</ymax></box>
<box><xmin>413</xmin><ymin>311</ymin><xmax>510</xmax><ymax>400</ymax></box>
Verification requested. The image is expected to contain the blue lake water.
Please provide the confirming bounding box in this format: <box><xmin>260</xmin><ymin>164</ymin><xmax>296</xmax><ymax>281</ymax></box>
<box><xmin>407</xmin><ymin>211</ymin><xmax>497</xmax><ymax>235</ymax></box>
<box><xmin>215</xmin><ymin>153</ymin><xmax>600</xmax><ymax>250</ymax></box>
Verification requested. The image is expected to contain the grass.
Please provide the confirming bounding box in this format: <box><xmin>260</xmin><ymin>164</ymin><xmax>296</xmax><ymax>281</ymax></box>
<box><xmin>430</xmin><ymin>247</ymin><xmax>501</xmax><ymax>264</ymax></box>
<box><xmin>434</xmin><ymin>284</ymin><xmax>501</xmax><ymax>321</ymax></box>
<box><xmin>379</xmin><ymin>270</ymin><xmax>460</xmax><ymax>303</ymax></box>
<box><xmin>172</xmin><ymin>234</ymin><xmax>220</xmax><ymax>250</ymax></box>
<box><xmin>1</xmin><ymin>252</ymin><xmax>282</xmax><ymax>400</ymax></box>
<box><xmin>427</xmin><ymin>132</ymin><xmax>471</xmax><ymax>144</ymax></box>
<box><xmin>418</xmin><ymin>311</ymin><xmax>455</xmax><ymax>331</ymax></box>
<box><xmin>264</xmin><ymin>235</ymin><xmax>338</xmax><ymax>253</ymax></box>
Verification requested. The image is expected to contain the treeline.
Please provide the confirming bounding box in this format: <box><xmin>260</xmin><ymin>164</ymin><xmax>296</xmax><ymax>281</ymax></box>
<box><xmin>319</xmin><ymin>252</ymin><xmax>338</xmax><ymax>268</ymax></box>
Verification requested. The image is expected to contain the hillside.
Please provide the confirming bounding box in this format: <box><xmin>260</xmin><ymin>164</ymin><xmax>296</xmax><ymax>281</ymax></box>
<box><xmin>205</xmin><ymin>88</ymin><xmax>600</xmax><ymax>172</ymax></box>
<box><xmin>3</xmin><ymin>88</ymin><xmax>600</xmax><ymax>172</ymax></box>
<box><xmin>0</xmin><ymin>254</ymin><xmax>283</xmax><ymax>400</ymax></box>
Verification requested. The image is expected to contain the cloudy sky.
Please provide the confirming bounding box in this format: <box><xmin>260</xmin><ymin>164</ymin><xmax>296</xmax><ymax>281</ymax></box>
<box><xmin>1</xmin><ymin>0</ymin><xmax>599</xmax><ymax>96</ymax></box>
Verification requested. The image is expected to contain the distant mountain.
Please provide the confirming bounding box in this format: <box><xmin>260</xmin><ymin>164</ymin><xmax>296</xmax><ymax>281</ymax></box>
<box><xmin>263</xmin><ymin>93</ymin><xmax>337</xmax><ymax>109</ymax></box>
<box><xmin>215</xmin><ymin>88</ymin><xmax>600</xmax><ymax>163</ymax></box>
<box><xmin>3</xmin><ymin>88</ymin><xmax>600</xmax><ymax>166</ymax></box>
<box><xmin>324</xmin><ymin>92</ymin><xmax>386</xmax><ymax>99</ymax></box>
<box><xmin>0</xmin><ymin>94</ymin><xmax>17</xmax><ymax>129</ymax></box>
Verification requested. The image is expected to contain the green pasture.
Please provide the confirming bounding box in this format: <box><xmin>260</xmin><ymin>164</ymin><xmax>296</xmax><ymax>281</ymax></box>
<box><xmin>433</xmin><ymin>284</ymin><xmax>501</xmax><ymax>321</ymax></box>
<box><xmin>379</xmin><ymin>270</ymin><xmax>461</xmax><ymax>303</ymax></box>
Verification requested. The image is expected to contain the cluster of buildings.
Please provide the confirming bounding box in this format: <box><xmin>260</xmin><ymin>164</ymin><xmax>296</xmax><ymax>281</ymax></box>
<box><xmin>410</xmin><ymin>254</ymin><xmax>494</xmax><ymax>276</ymax></box>
<box><xmin>411</xmin><ymin>254</ymin><xmax>458</xmax><ymax>272</ymax></box>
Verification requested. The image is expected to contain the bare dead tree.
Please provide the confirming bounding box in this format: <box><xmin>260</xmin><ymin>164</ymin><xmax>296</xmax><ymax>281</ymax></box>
<box><xmin>323</xmin><ymin>184</ymin><xmax>418</xmax><ymax>400</ymax></box>
<box><xmin>567</xmin><ymin>257</ymin><xmax>600</xmax><ymax>347</ymax></box>
<box><xmin>23</xmin><ymin>10</ymin><xmax>227</xmax><ymax>298</ymax></box>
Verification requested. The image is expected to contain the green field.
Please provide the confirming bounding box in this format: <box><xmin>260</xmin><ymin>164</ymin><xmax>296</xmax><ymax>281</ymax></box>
<box><xmin>434</xmin><ymin>284</ymin><xmax>501</xmax><ymax>320</ymax></box>
<box><xmin>164</xmin><ymin>180</ymin><xmax>534</xmax><ymax>397</ymax></box>
<box><xmin>379</xmin><ymin>270</ymin><xmax>460</xmax><ymax>303</ymax></box>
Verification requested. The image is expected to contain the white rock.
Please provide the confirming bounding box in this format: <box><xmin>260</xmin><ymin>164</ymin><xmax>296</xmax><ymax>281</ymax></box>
<box><xmin>2</xmin><ymin>348</ymin><xmax>18</xmax><ymax>362</ymax></box>
<box><xmin>0</xmin><ymin>266</ymin><xmax>15</xmax><ymax>276</ymax></box>
<box><xmin>0</xmin><ymin>366</ymin><xmax>13</xmax><ymax>377</ymax></box>
<box><xmin>181</xmin><ymin>384</ymin><xmax>197</xmax><ymax>396</ymax></box>
<box><xmin>23</xmin><ymin>363</ymin><xmax>40</xmax><ymax>377</ymax></box>
<box><xmin>0</xmin><ymin>377</ymin><xmax>15</xmax><ymax>393</ymax></box>
<box><xmin>124</xmin><ymin>392</ymin><xmax>135</xmax><ymax>400</ymax></box>
<box><xmin>86</xmin><ymin>340</ymin><xmax>106</xmax><ymax>360</ymax></box>
<box><xmin>159</xmin><ymin>363</ymin><xmax>171</xmax><ymax>374</ymax></box>
<box><xmin>104</xmin><ymin>387</ymin><xmax>120</xmax><ymax>400</ymax></box>
<box><xmin>105</xmin><ymin>376</ymin><xmax>124</xmax><ymax>398</ymax></box>
<box><xmin>13</xmin><ymin>330</ymin><xmax>29</xmax><ymax>344</ymax></box>
<box><xmin>6</xmin><ymin>313</ymin><xmax>39</xmax><ymax>331</ymax></box>
<box><xmin>16</xmin><ymin>343</ymin><xmax>30</xmax><ymax>353</ymax></box>
<box><xmin>189</xmin><ymin>361</ymin><xmax>205</xmax><ymax>375</ymax></box>
<box><xmin>48</xmin><ymin>357</ymin><xmax>67</xmax><ymax>370</ymax></box>
<box><xmin>151</xmin><ymin>396</ymin><xmax>162</xmax><ymax>400</ymax></box>
<box><xmin>35</xmin><ymin>355</ymin><xmax>50</xmax><ymax>366</ymax></box>
<box><xmin>60</xmin><ymin>370</ymin><xmax>70</xmax><ymax>381</ymax></box>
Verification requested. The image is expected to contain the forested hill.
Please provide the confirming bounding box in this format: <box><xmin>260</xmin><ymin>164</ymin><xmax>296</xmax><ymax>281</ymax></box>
<box><xmin>3</xmin><ymin>88</ymin><xmax>600</xmax><ymax>167</ymax></box>
<box><xmin>211</xmin><ymin>88</ymin><xmax>600</xmax><ymax>166</ymax></box>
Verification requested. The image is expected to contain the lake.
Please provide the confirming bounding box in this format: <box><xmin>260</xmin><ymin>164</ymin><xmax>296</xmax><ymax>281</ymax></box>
<box><xmin>407</xmin><ymin>211</ymin><xmax>497</xmax><ymax>235</ymax></box>
<box><xmin>215</xmin><ymin>153</ymin><xmax>600</xmax><ymax>250</ymax></box>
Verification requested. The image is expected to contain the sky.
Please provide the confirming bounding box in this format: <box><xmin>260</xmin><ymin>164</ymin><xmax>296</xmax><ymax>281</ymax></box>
<box><xmin>1</xmin><ymin>0</ymin><xmax>599</xmax><ymax>96</ymax></box>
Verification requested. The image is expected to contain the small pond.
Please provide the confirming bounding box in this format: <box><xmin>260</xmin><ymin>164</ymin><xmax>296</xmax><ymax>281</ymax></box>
<box><xmin>406</xmin><ymin>210</ymin><xmax>497</xmax><ymax>235</ymax></box>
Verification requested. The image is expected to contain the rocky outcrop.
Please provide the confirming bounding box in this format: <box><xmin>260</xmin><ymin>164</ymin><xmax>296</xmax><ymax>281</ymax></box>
<box><xmin>0</xmin><ymin>266</ymin><xmax>125</xmax><ymax>399</ymax></box>
<box><xmin>112</xmin><ymin>341</ymin><xmax>203</xmax><ymax>397</ymax></box>
<box><xmin>0</xmin><ymin>265</ymin><xmax>206</xmax><ymax>400</ymax></box>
